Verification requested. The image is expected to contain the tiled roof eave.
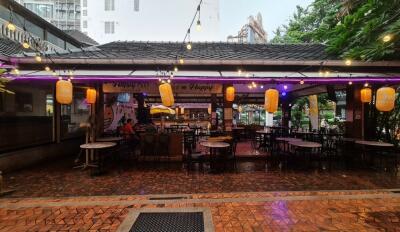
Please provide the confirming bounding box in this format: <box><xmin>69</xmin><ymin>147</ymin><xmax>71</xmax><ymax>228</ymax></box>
<box><xmin>9</xmin><ymin>57</ymin><xmax>400</xmax><ymax>67</ymax></box>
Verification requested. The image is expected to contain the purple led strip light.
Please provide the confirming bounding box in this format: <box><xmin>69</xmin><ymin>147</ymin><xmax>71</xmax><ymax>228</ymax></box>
<box><xmin>7</xmin><ymin>75</ymin><xmax>400</xmax><ymax>84</ymax></box>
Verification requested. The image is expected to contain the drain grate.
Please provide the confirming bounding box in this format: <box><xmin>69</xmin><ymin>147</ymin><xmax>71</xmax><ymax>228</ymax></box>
<box><xmin>149</xmin><ymin>196</ymin><xmax>188</xmax><ymax>200</ymax></box>
<box><xmin>130</xmin><ymin>212</ymin><xmax>204</xmax><ymax>232</ymax></box>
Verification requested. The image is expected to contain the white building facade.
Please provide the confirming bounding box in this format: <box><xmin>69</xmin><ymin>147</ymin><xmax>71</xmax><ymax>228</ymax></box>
<box><xmin>15</xmin><ymin>0</ymin><xmax>81</xmax><ymax>30</ymax></box>
<box><xmin>81</xmin><ymin>0</ymin><xmax>220</xmax><ymax>44</ymax></box>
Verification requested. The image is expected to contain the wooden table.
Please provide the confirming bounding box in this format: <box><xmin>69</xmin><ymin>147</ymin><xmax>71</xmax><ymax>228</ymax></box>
<box><xmin>207</xmin><ymin>136</ymin><xmax>232</xmax><ymax>142</ymax></box>
<box><xmin>289</xmin><ymin>141</ymin><xmax>322</xmax><ymax>168</ymax></box>
<box><xmin>77</xmin><ymin>142</ymin><xmax>117</xmax><ymax>170</ymax></box>
<box><xmin>200</xmin><ymin>141</ymin><xmax>230</xmax><ymax>173</ymax></box>
<box><xmin>276</xmin><ymin>137</ymin><xmax>302</xmax><ymax>153</ymax></box>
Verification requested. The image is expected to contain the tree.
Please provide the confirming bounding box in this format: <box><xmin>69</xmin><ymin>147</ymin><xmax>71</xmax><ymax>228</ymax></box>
<box><xmin>271</xmin><ymin>0</ymin><xmax>400</xmax><ymax>61</ymax></box>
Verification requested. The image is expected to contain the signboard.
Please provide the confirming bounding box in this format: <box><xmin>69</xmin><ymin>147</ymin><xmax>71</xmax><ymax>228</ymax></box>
<box><xmin>103</xmin><ymin>82</ymin><xmax>222</xmax><ymax>94</ymax></box>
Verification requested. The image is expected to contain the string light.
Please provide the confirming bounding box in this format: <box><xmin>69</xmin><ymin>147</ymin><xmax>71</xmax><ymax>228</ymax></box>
<box><xmin>382</xmin><ymin>34</ymin><xmax>392</xmax><ymax>43</ymax></box>
<box><xmin>44</xmin><ymin>66</ymin><xmax>50</xmax><ymax>72</ymax></box>
<box><xmin>345</xmin><ymin>59</ymin><xmax>352</xmax><ymax>66</ymax></box>
<box><xmin>260</xmin><ymin>85</ymin><xmax>264</xmax><ymax>89</ymax></box>
<box><xmin>283</xmin><ymin>85</ymin><xmax>288</xmax><ymax>90</ymax></box>
<box><xmin>237</xmin><ymin>69</ymin><xmax>242</xmax><ymax>75</ymax></box>
<box><xmin>348</xmin><ymin>81</ymin><xmax>353</xmax><ymax>85</ymax></box>
<box><xmin>22</xmin><ymin>40</ymin><xmax>30</xmax><ymax>49</ymax></box>
<box><xmin>12</xmin><ymin>68</ymin><xmax>20</xmax><ymax>75</ymax></box>
<box><xmin>6</xmin><ymin>22</ymin><xmax>16</xmax><ymax>31</ymax></box>
<box><xmin>179</xmin><ymin>58</ymin><xmax>184</xmax><ymax>64</ymax></box>
<box><xmin>174</xmin><ymin>66</ymin><xmax>178</xmax><ymax>72</ymax></box>
<box><xmin>364</xmin><ymin>83</ymin><xmax>369</xmax><ymax>87</ymax></box>
<box><xmin>300</xmin><ymin>79</ymin><xmax>305</xmax><ymax>85</ymax></box>
<box><xmin>35</xmin><ymin>54</ymin><xmax>42</xmax><ymax>62</ymax></box>
<box><xmin>186</xmin><ymin>42</ymin><xmax>192</xmax><ymax>50</ymax></box>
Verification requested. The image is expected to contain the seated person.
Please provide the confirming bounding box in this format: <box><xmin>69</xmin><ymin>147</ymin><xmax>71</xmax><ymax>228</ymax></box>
<box><xmin>122</xmin><ymin>119</ymin><xmax>138</xmax><ymax>141</ymax></box>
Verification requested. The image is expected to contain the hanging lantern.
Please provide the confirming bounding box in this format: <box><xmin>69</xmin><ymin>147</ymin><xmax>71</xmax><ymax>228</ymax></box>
<box><xmin>56</xmin><ymin>80</ymin><xmax>73</xmax><ymax>104</ymax></box>
<box><xmin>86</xmin><ymin>88</ymin><xmax>96</xmax><ymax>104</ymax></box>
<box><xmin>226</xmin><ymin>86</ymin><xmax>235</xmax><ymax>102</ymax></box>
<box><xmin>264</xmin><ymin>89</ymin><xmax>279</xmax><ymax>113</ymax></box>
<box><xmin>376</xmin><ymin>87</ymin><xmax>396</xmax><ymax>112</ymax></box>
<box><xmin>159</xmin><ymin>83</ymin><xmax>174</xmax><ymax>107</ymax></box>
<box><xmin>360</xmin><ymin>88</ymin><xmax>372</xmax><ymax>103</ymax></box>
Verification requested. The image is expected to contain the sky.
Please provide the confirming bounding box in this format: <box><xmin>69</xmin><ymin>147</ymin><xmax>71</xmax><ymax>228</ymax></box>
<box><xmin>219</xmin><ymin>0</ymin><xmax>314</xmax><ymax>41</ymax></box>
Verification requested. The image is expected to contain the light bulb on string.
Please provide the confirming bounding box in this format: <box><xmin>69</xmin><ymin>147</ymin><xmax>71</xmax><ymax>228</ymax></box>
<box><xmin>364</xmin><ymin>83</ymin><xmax>369</xmax><ymax>87</ymax></box>
<box><xmin>382</xmin><ymin>34</ymin><xmax>392</xmax><ymax>43</ymax></box>
<box><xmin>22</xmin><ymin>40</ymin><xmax>30</xmax><ymax>49</ymax></box>
<box><xmin>300</xmin><ymin>79</ymin><xmax>305</xmax><ymax>85</ymax></box>
<box><xmin>35</xmin><ymin>54</ymin><xmax>42</xmax><ymax>62</ymax></box>
<box><xmin>174</xmin><ymin>66</ymin><xmax>178</xmax><ymax>72</ymax></box>
<box><xmin>283</xmin><ymin>85</ymin><xmax>288</xmax><ymax>90</ymax></box>
<box><xmin>167</xmin><ymin>79</ymin><xmax>171</xmax><ymax>84</ymax></box>
<box><xmin>179</xmin><ymin>58</ymin><xmax>184</xmax><ymax>64</ymax></box>
<box><xmin>44</xmin><ymin>66</ymin><xmax>51</xmax><ymax>72</ymax></box>
<box><xmin>186</xmin><ymin>42</ymin><xmax>192</xmax><ymax>50</ymax></box>
<box><xmin>196</xmin><ymin>20</ymin><xmax>201</xmax><ymax>31</ymax></box>
<box><xmin>6</xmin><ymin>22</ymin><xmax>16</xmax><ymax>31</ymax></box>
<box><xmin>348</xmin><ymin>81</ymin><xmax>353</xmax><ymax>85</ymax></box>
<box><xmin>345</xmin><ymin>59</ymin><xmax>352</xmax><ymax>66</ymax></box>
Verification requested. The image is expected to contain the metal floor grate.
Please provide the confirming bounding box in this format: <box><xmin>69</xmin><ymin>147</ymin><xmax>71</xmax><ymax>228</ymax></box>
<box><xmin>130</xmin><ymin>212</ymin><xmax>204</xmax><ymax>232</ymax></box>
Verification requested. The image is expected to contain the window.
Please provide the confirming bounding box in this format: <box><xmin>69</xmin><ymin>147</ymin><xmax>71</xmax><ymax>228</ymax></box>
<box><xmin>0</xmin><ymin>82</ymin><xmax>54</xmax><ymax>152</ymax></box>
<box><xmin>134</xmin><ymin>0</ymin><xmax>139</xmax><ymax>11</ymax></box>
<box><xmin>105</xmin><ymin>21</ymin><xmax>115</xmax><ymax>34</ymax></box>
<box><xmin>82</xmin><ymin>20</ymin><xmax>87</xmax><ymax>28</ymax></box>
<box><xmin>24</xmin><ymin>3</ymin><xmax>54</xmax><ymax>19</ymax></box>
<box><xmin>105</xmin><ymin>0</ymin><xmax>115</xmax><ymax>11</ymax></box>
<box><xmin>82</xmin><ymin>9</ymin><xmax>87</xmax><ymax>16</ymax></box>
<box><xmin>83</xmin><ymin>0</ymin><xmax>87</xmax><ymax>7</ymax></box>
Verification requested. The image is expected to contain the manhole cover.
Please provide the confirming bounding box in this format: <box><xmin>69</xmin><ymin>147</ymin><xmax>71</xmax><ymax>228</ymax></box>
<box><xmin>130</xmin><ymin>212</ymin><xmax>204</xmax><ymax>232</ymax></box>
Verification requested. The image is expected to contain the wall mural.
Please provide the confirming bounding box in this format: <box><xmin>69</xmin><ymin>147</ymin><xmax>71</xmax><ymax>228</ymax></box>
<box><xmin>103</xmin><ymin>93</ymin><xmax>137</xmax><ymax>132</ymax></box>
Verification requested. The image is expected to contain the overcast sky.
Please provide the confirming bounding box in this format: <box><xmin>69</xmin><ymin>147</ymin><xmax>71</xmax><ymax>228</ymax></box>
<box><xmin>219</xmin><ymin>0</ymin><xmax>313</xmax><ymax>41</ymax></box>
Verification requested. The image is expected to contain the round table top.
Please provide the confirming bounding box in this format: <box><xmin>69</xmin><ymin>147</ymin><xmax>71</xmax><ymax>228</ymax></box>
<box><xmin>256</xmin><ymin>130</ymin><xmax>271</xmax><ymax>134</ymax></box>
<box><xmin>200</xmin><ymin>141</ymin><xmax>230</xmax><ymax>148</ymax></box>
<box><xmin>276</xmin><ymin>137</ymin><xmax>302</xmax><ymax>142</ymax></box>
<box><xmin>96</xmin><ymin>137</ymin><xmax>123</xmax><ymax>142</ymax></box>
<box><xmin>355</xmin><ymin>140</ymin><xmax>394</xmax><ymax>147</ymax></box>
<box><xmin>207</xmin><ymin>136</ymin><xmax>232</xmax><ymax>142</ymax></box>
<box><xmin>80</xmin><ymin>142</ymin><xmax>117</xmax><ymax>149</ymax></box>
<box><xmin>289</xmin><ymin>141</ymin><xmax>322</xmax><ymax>148</ymax></box>
<box><xmin>232</xmin><ymin>127</ymin><xmax>245</xmax><ymax>130</ymax></box>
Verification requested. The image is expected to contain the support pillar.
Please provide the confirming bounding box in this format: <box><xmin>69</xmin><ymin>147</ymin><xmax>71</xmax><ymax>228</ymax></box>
<box><xmin>210</xmin><ymin>94</ymin><xmax>218</xmax><ymax>130</ymax></box>
<box><xmin>281</xmin><ymin>99</ymin><xmax>291</xmax><ymax>128</ymax></box>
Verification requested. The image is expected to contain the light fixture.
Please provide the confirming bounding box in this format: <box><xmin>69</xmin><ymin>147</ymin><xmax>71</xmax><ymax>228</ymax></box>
<box><xmin>170</xmin><ymin>73</ymin><xmax>174</xmax><ymax>78</ymax></box>
<box><xmin>174</xmin><ymin>66</ymin><xmax>178</xmax><ymax>72</ymax></box>
<box><xmin>382</xmin><ymin>34</ymin><xmax>392</xmax><ymax>43</ymax></box>
<box><xmin>245</xmin><ymin>73</ymin><xmax>250</xmax><ymax>78</ymax></box>
<box><xmin>300</xmin><ymin>79</ymin><xmax>305</xmax><ymax>85</ymax></box>
<box><xmin>167</xmin><ymin>79</ymin><xmax>171</xmax><ymax>83</ymax></box>
<box><xmin>12</xmin><ymin>68</ymin><xmax>20</xmax><ymax>75</ymax></box>
<box><xmin>283</xmin><ymin>85</ymin><xmax>288</xmax><ymax>90</ymax></box>
<box><xmin>260</xmin><ymin>85</ymin><xmax>264</xmax><ymax>89</ymax></box>
<box><xmin>237</xmin><ymin>69</ymin><xmax>242</xmax><ymax>75</ymax></box>
<box><xmin>319</xmin><ymin>70</ymin><xmax>323</xmax><ymax>76</ymax></box>
<box><xmin>345</xmin><ymin>59</ymin><xmax>352</xmax><ymax>66</ymax></box>
<box><xmin>282</xmin><ymin>92</ymin><xmax>287</xmax><ymax>96</ymax></box>
<box><xmin>44</xmin><ymin>66</ymin><xmax>50</xmax><ymax>72</ymax></box>
<box><xmin>35</xmin><ymin>54</ymin><xmax>42</xmax><ymax>62</ymax></box>
<box><xmin>68</xmin><ymin>70</ymin><xmax>74</xmax><ymax>76</ymax></box>
<box><xmin>179</xmin><ymin>58</ymin><xmax>184</xmax><ymax>64</ymax></box>
<box><xmin>22</xmin><ymin>40</ymin><xmax>30</xmax><ymax>49</ymax></box>
<box><xmin>186</xmin><ymin>42</ymin><xmax>192</xmax><ymax>50</ymax></box>
<box><xmin>248</xmin><ymin>85</ymin><xmax>253</xmax><ymax>89</ymax></box>
<box><xmin>364</xmin><ymin>83</ymin><xmax>369</xmax><ymax>87</ymax></box>
<box><xmin>196</xmin><ymin>20</ymin><xmax>201</xmax><ymax>32</ymax></box>
<box><xmin>52</xmin><ymin>71</ymin><xmax>57</xmax><ymax>76</ymax></box>
<box><xmin>325</xmin><ymin>70</ymin><xmax>330</xmax><ymax>76</ymax></box>
<box><xmin>348</xmin><ymin>81</ymin><xmax>353</xmax><ymax>85</ymax></box>
<box><xmin>6</xmin><ymin>22</ymin><xmax>16</xmax><ymax>31</ymax></box>
<box><xmin>158</xmin><ymin>78</ymin><xmax>162</xmax><ymax>82</ymax></box>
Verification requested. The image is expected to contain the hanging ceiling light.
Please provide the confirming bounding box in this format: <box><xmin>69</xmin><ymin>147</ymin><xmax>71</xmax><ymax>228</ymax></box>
<box><xmin>44</xmin><ymin>66</ymin><xmax>51</xmax><ymax>72</ymax></box>
<box><xmin>348</xmin><ymin>81</ymin><xmax>353</xmax><ymax>85</ymax></box>
<box><xmin>179</xmin><ymin>58</ymin><xmax>184</xmax><ymax>64</ymax></box>
<box><xmin>283</xmin><ymin>85</ymin><xmax>288</xmax><ymax>90</ymax></box>
<box><xmin>174</xmin><ymin>66</ymin><xmax>178</xmax><ymax>72</ymax></box>
<box><xmin>345</xmin><ymin>59</ymin><xmax>352</xmax><ymax>66</ymax></box>
<box><xmin>300</xmin><ymin>79</ymin><xmax>305</xmax><ymax>85</ymax></box>
<box><xmin>186</xmin><ymin>42</ymin><xmax>192</xmax><ymax>50</ymax></box>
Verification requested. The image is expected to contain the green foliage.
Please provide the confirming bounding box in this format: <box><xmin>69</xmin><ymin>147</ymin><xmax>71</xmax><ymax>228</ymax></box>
<box><xmin>271</xmin><ymin>0</ymin><xmax>400</xmax><ymax>60</ymax></box>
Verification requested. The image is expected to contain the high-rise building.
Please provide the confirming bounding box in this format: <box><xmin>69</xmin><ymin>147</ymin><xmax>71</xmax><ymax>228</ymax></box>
<box><xmin>15</xmin><ymin>0</ymin><xmax>80</xmax><ymax>30</ymax></box>
<box><xmin>81</xmin><ymin>0</ymin><xmax>220</xmax><ymax>44</ymax></box>
<box><xmin>227</xmin><ymin>13</ymin><xmax>267</xmax><ymax>44</ymax></box>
